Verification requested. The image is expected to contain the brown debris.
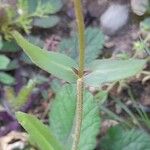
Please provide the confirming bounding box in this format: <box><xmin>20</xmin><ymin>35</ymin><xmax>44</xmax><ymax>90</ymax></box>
<box><xmin>0</xmin><ymin>131</ymin><xmax>28</xmax><ymax>150</ymax></box>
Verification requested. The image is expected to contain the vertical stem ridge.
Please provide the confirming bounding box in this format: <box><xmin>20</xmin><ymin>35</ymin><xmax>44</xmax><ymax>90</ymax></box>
<box><xmin>73</xmin><ymin>0</ymin><xmax>85</xmax><ymax>77</ymax></box>
<box><xmin>72</xmin><ymin>78</ymin><xmax>84</xmax><ymax>150</ymax></box>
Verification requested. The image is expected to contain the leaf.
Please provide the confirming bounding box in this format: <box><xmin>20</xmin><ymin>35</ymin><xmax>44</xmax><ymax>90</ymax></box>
<box><xmin>5</xmin><ymin>60</ymin><xmax>19</xmax><ymax>71</ymax></box>
<box><xmin>49</xmin><ymin>84</ymin><xmax>100</xmax><ymax>150</ymax></box>
<box><xmin>0</xmin><ymin>55</ymin><xmax>10</xmax><ymax>69</ymax></box>
<box><xmin>0</xmin><ymin>40</ymin><xmax>20</xmax><ymax>52</ymax></box>
<box><xmin>85</xmin><ymin>59</ymin><xmax>146</xmax><ymax>87</ymax></box>
<box><xmin>94</xmin><ymin>90</ymin><xmax>108</xmax><ymax>105</ymax></box>
<box><xmin>0</xmin><ymin>36</ymin><xmax>3</xmax><ymax>49</ymax></box>
<box><xmin>20</xmin><ymin>53</ymin><xmax>33</xmax><ymax>64</ymax></box>
<box><xmin>16</xmin><ymin>112</ymin><xmax>64</xmax><ymax>150</ymax></box>
<box><xmin>27</xmin><ymin>0</ymin><xmax>38</xmax><ymax>14</ymax></box>
<box><xmin>12</xmin><ymin>80</ymin><xmax>36</xmax><ymax>110</ymax></box>
<box><xmin>33</xmin><ymin>0</ymin><xmax>62</xmax><ymax>17</ymax></box>
<box><xmin>58</xmin><ymin>27</ymin><xmax>104</xmax><ymax>64</ymax></box>
<box><xmin>19</xmin><ymin>35</ymin><xmax>44</xmax><ymax>64</ymax></box>
<box><xmin>41</xmin><ymin>0</ymin><xmax>63</xmax><ymax>13</ymax></box>
<box><xmin>33</xmin><ymin>16</ymin><xmax>60</xmax><ymax>28</ymax></box>
<box><xmin>140</xmin><ymin>17</ymin><xmax>150</xmax><ymax>31</ymax></box>
<box><xmin>20</xmin><ymin>34</ymin><xmax>44</xmax><ymax>64</ymax></box>
<box><xmin>0</xmin><ymin>72</ymin><xmax>15</xmax><ymax>85</ymax></box>
<box><xmin>12</xmin><ymin>31</ymin><xmax>78</xmax><ymax>83</ymax></box>
<box><xmin>101</xmin><ymin>126</ymin><xmax>150</xmax><ymax>150</ymax></box>
<box><xmin>51</xmin><ymin>78</ymin><xmax>63</xmax><ymax>93</ymax></box>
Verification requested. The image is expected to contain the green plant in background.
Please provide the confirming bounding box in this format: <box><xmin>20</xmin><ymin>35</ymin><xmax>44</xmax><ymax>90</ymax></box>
<box><xmin>0</xmin><ymin>0</ymin><xmax>62</xmax><ymax>40</ymax></box>
<box><xmin>0</xmin><ymin>54</ymin><xmax>15</xmax><ymax>85</ymax></box>
<box><xmin>100</xmin><ymin>125</ymin><xmax>150</xmax><ymax>150</ymax></box>
<box><xmin>130</xmin><ymin>0</ymin><xmax>150</xmax><ymax>58</ymax></box>
<box><xmin>133</xmin><ymin>15</ymin><xmax>150</xmax><ymax>83</ymax></box>
<box><xmin>58</xmin><ymin>27</ymin><xmax>104</xmax><ymax>64</ymax></box>
<box><xmin>0</xmin><ymin>0</ymin><xmax>62</xmax><ymax>85</ymax></box>
<box><xmin>4</xmin><ymin>79</ymin><xmax>36</xmax><ymax>111</ymax></box>
<box><xmin>12</xmin><ymin>0</ymin><xmax>147</xmax><ymax>150</ymax></box>
<box><xmin>96</xmin><ymin>86</ymin><xmax>150</xmax><ymax>150</ymax></box>
<box><xmin>133</xmin><ymin>18</ymin><xmax>150</xmax><ymax>57</ymax></box>
<box><xmin>0</xmin><ymin>80</ymin><xmax>35</xmax><ymax>125</ymax></box>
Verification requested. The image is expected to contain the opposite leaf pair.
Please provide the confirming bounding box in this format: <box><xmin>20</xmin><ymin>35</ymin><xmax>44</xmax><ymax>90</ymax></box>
<box><xmin>12</xmin><ymin>31</ymin><xmax>146</xmax><ymax>88</ymax></box>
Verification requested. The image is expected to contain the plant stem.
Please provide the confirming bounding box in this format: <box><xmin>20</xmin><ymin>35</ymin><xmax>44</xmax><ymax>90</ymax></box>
<box><xmin>73</xmin><ymin>0</ymin><xmax>85</xmax><ymax>78</ymax></box>
<box><xmin>72</xmin><ymin>78</ymin><xmax>84</xmax><ymax>150</ymax></box>
<box><xmin>72</xmin><ymin>0</ymin><xmax>85</xmax><ymax>150</ymax></box>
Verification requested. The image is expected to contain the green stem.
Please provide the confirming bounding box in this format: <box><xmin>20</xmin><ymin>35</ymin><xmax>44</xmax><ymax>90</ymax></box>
<box><xmin>73</xmin><ymin>0</ymin><xmax>85</xmax><ymax>78</ymax></box>
<box><xmin>72</xmin><ymin>0</ymin><xmax>85</xmax><ymax>150</ymax></box>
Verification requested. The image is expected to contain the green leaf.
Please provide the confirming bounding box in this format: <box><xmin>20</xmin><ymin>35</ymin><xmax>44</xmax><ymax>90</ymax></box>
<box><xmin>41</xmin><ymin>0</ymin><xmax>62</xmax><ymax>13</ymax></box>
<box><xmin>140</xmin><ymin>17</ymin><xmax>150</xmax><ymax>31</ymax></box>
<box><xmin>12</xmin><ymin>31</ymin><xmax>78</xmax><ymax>83</ymax></box>
<box><xmin>20</xmin><ymin>52</ymin><xmax>33</xmax><ymax>64</ymax></box>
<box><xmin>51</xmin><ymin>78</ymin><xmax>62</xmax><ymax>93</ymax></box>
<box><xmin>49</xmin><ymin>84</ymin><xmax>100</xmax><ymax>150</ymax></box>
<box><xmin>0</xmin><ymin>72</ymin><xmax>15</xmax><ymax>85</ymax></box>
<box><xmin>33</xmin><ymin>16</ymin><xmax>60</xmax><ymax>28</ymax></box>
<box><xmin>12</xmin><ymin>80</ymin><xmax>36</xmax><ymax>110</ymax></box>
<box><xmin>5</xmin><ymin>60</ymin><xmax>19</xmax><ymax>71</ymax></box>
<box><xmin>94</xmin><ymin>90</ymin><xmax>108</xmax><ymax>105</ymax></box>
<box><xmin>85</xmin><ymin>59</ymin><xmax>146</xmax><ymax>87</ymax></box>
<box><xmin>0</xmin><ymin>55</ymin><xmax>10</xmax><ymax>69</ymax></box>
<box><xmin>20</xmin><ymin>35</ymin><xmax>44</xmax><ymax>63</ymax></box>
<box><xmin>0</xmin><ymin>40</ymin><xmax>20</xmax><ymax>52</ymax></box>
<box><xmin>58</xmin><ymin>27</ymin><xmax>104</xmax><ymax>64</ymax></box>
<box><xmin>101</xmin><ymin>126</ymin><xmax>150</xmax><ymax>150</ymax></box>
<box><xmin>20</xmin><ymin>36</ymin><xmax>44</xmax><ymax>65</ymax></box>
<box><xmin>32</xmin><ymin>0</ymin><xmax>62</xmax><ymax>17</ymax></box>
<box><xmin>27</xmin><ymin>0</ymin><xmax>38</xmax><ymax>14</ymax></box>
<box><xmin>16</xmin><ymin>112</ymin><xmax>64</xmax><ymax>150</ymax></box>
<box><xmin>0</xmin><ymin>36</ymin><xmax>3</xmax><ymax>49</ymax></box>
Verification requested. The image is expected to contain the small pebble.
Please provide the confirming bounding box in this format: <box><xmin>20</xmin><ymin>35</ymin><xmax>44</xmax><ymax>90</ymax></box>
<box><xmin>131</xmin><ymin>0</ymin><xmax>149</xmax><ymax>16</ymax></box>
<box><xmin>100</xmin><ymin>4</ymin><xmax>129</xmax><ymax>35</ymax></box>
